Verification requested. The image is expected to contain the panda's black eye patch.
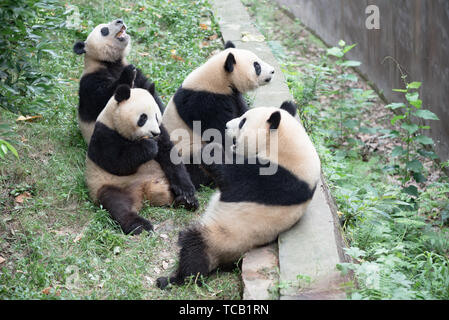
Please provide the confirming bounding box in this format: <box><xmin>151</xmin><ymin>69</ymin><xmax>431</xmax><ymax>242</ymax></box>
<box><xmin>137</xmin><ymin>114</ymin><xmax>148</xmax><ymax>127</ymax></box>
<box><xmin>254</xmin><ymin>62</ymin><xmax>261</xmax><ymax>76</ymax></box>
<box><xmin>239</xmin><ymin>118</ymin><xmax>246</xmax><ymax>129</ymax></box>
<box><xmin>101</xmin><ymin>27</ymin><xmax>109</xmax><ymax>36</ymax></box>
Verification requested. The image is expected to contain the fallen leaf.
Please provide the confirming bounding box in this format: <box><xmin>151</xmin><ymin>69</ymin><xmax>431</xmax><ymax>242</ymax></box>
<box><xmin>14</xmin><ymin>192</ymin><xmax>32</xmax><ymax>204</ymax></box>
<box><xmin>162</xmin><ymin>260</ymin><xmax>169</xmax><ymax>270</ymax></box>
<box><xmin>113</xmin><ymin>246</ymin><xmax>120</xmax><ymax>255</ymax></box>
<box><xmin>138</xmin><ymin>52</ymin><xmax>150</xmax><ymax>56</ymax></box>
<box><xmin>0</xmin><ymin>256</ymin><xmax>5</xmax><ymax>264</ymax></box>
<box><xmin>160</xmin><ymin>233</ymin><xmax>168</xmax><ymax>239</ymax></box>
<box><xmin>209</xmin><ymin>34</ymin><xmax>218</xmax><ymax>40</ymax></box>
<box><xmin>153</xmin><ymin>267</ymin><xmax>161</xmax><ymax>274</ymax></box>
<box><xmin>16</xmin><ymin>115</ymin><xmax>42</xmax><ymax>122</ymax></box>
<box><xmin>241</xmin><ymin>31</ymin><xmax>265</xmax><ymax>42</ymax></box>
<box><xmin>199</xmin><ymin>23</ymin><xmax>208</xmax><ymax>30</ymax></box>
<box><xmin>171</xmin><ymin>54</ymin><xmax>184</xmax><ymax>62</ymax></box>
<box><xmin>139</xmin><ymin>7</ymin><xmax>145</xmax><ymax>11</ymax></box>
<box><xmin>42</xmin><ymin>287</ymin><xmax>52</xmax><ymax>295</ymax></box>
<box><xmin>73</xmin><ymin>233</ymin><xmax>83</xmax><ymax>243</ymax></box>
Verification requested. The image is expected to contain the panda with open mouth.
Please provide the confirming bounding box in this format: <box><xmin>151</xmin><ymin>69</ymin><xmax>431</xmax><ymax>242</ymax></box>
<box><xmin>73</xmin><ymin>19</ymin><xmax>164</xmax><ymax>144</ymax></box>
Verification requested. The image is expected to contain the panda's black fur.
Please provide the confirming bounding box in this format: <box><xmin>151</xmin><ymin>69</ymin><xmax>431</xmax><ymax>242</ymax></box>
<box><xmin>77</xmin><ymin>63</ymin><xmax>164</xmax><ymax>124</ymax></box>
<box><xmin>173</xmin><ymin>86</ymin><xmax>248</xmax><ymax>144</ymax></box>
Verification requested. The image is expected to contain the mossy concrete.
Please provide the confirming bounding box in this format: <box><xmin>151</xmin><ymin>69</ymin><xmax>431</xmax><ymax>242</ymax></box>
<box><xmin>212</xmin><ymin>0</ymin><xmax>348</xmax><ymax>300</ymax></box>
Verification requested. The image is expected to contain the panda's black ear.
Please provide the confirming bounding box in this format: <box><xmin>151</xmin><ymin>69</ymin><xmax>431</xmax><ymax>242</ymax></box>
<box><xmin>224</xmin><ymin>52</ymin><xmax>236</xmax><ymax>73</ymax></box>
<box><xmin>280</xmin><ymin>101</ymin><xmax>297</xmax><ymax>116</ymax></box>
<box><xmin>267</xmin><ymin>111</ymin><xmax>281</xmax><ymax>130</ymax></box>
<box><xmin>73</xmin><ymin>41</ymin><xmax>86</xmax><ymax>55</ymax></box>
<box><xmin>115</xmin><ymin>84</ymin><xmax>131</xmax><ymax>103</ymax></box>
<box><xmin>147</xmin><ymin>82</ymin><xmax>155</xmax><ymax>96</ymax></box>
<box><xmin>224</xmin><ymin>41</ymin><xmax>236</xmax><ymax>49</ymax></box>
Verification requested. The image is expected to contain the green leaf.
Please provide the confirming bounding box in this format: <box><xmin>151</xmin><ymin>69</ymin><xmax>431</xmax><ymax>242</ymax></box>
<box><xmin>413</xmin><ymin>172</ymin><xmax>427</xmax><ymax>183</ymax></box>
<box><xmin>340</xmin><ymin>60</ymin><xmax>361</xmax><ymax>67</ymax></box>
<box><xmin>406</xmin><ymin>159</ymin><xmax>424</xmax><ymax>172</ymax></box>
<box><xmin>401</xmin><ymin>122</ymin><xmax>419</xmax><ymax>134</ymax></box>
<box><xmin>338</xmin><ymin>40</ymin><xmax>346</xmax><ymax>47</ymax></box>
<box><xmin>413</xmin><ymin>109</ymin><xmax>439</xmax><ymax>120</ymax></box>
<box><xmin>391</xmin><ymin>146</ymin><xmax>405</xmax><ymax>158</ymax></box>
<box><xmin>402</xmin><ymin>185</ymin><xmax>419</xmax><ymax>197</ymax></box>
<box><xmin>418</xmin><ymin>149</ymin><xmax>439</xmax><ymax>160</ymax></box>
<box><xmin>407</xmin><ymin>82</ymin><xmax>422</xmax><ymax>89</ymax></box>
<box><xmin>415</xmin><ymin>135</ymin><xmax>434</xmax><ymax>145</ymax></box>
<box><xmin>327</xmin><ymin>47</ymin><xmax>344</xmax><ymax>58</ymax></box>
<box><xmin>385</xmin><ymin>103</ymin><xmax>405</xmax><ymax>110</ymax></box>
<box><xmin>0</xmin><ymin>139</ymin><xmax>18</xmax><ymax>159</ymax></box>
<box><xmin>393</xmin><ymin>88</ymin><xmax>407</xmax><ymax>93</ymax></box>
<box><xmin>343</xmin><ymin>44</ymin><xmax>357</xmax><ymax>54</ymax></box>
<box><xmin>406</xmin><ymin>92</ymin><xmax>419</xmax><ymax>102</ymax></box>
<box><xmin>409</xmin><ymin>99</ymin><xmax>422</xmax><ymax>109</ymax></box>
<box><xmin>391</xmin><ymin>115</ymin><xmax>406</xmax><ymax>125</ymax></box>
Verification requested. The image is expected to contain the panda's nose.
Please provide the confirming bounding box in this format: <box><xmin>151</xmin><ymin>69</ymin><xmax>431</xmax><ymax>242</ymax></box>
<box><xmin>116</xmin><ymin>19</ymin><xmax>123</xmax><ymax>25</ymax></box>
<box><xmin>151</xmin><ymin>130</ymin><xmax>160</xmax><ymax>137</ymax></box>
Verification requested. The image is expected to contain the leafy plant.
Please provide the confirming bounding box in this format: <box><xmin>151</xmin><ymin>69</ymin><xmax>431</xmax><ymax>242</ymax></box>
<box><xmin>386</xmin><ymin>81</ymin><xmax>440</xmax><ymax>195</ymax></box>
<box><xmin>0</xmin><ymin>0</ymin><xmax>64</xmax><ymax>115</ymax></box>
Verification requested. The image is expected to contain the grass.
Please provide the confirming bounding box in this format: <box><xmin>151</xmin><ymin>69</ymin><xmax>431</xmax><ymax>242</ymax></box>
<box><xmin>0</xmin><ymin>0</ymin><xmax>242</xmax><ymax>300</ymax></box>
<box><xmin>243</xmin><ymin>0</ymin><xmax>449</xmax><ymax>300</ymax></box>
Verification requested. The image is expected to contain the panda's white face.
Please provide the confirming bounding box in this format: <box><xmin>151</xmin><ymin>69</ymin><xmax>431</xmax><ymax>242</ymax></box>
<box><xmin>84</xmin><ymin>19</ymin><xmax>130</xmax><ymax>62</ymax></box>
<box><xmin>226</xmin><ymin>49</ymin><xmax>275</xmax><ymax>92</ymax></box>
<box><xmin>226</xmin><ymin>107</ymin><xmax>278</xmax><ymax>158</ymax></box>
<box><xmin>113</xmin><ymin>89</ymin><xmax>162</xmax><ymax>141</ymax></box>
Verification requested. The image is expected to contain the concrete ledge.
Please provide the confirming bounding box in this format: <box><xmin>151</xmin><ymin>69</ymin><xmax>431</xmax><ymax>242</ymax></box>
<box><xmin>212</xmin><ymin>0</ymin><xmax>347</xmax><ymax>300</ymax></box>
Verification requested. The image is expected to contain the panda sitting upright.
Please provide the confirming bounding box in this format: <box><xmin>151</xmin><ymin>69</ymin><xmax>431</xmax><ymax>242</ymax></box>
<box><xmin>156</xmin><ymin>101</ymin><xmax>321</xmax><ymax>288</ymax></box>
<box><xmin>73</xmin><ymin>19</ymin><xmax>164</xmax><ymax>144</ymax></box>
<box><xmin>86</xmin><ymin>84</ymin><xmax>198</xmax><ymax>235</ymax></box>
<box><xmin>162</xmin><ymin>41</ymin><xmax>275</xmax><ymax>188</ymax></box>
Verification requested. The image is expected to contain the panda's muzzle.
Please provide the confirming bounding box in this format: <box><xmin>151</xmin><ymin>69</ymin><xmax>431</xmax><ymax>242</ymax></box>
<box><xmin>115</xmin><ymin>24</ymin><xmax>127</xmax><ymax>41</ymax></box>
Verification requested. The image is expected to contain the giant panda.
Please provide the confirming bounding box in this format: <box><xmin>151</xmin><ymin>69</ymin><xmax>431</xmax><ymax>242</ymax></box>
<box><xmin>86</xmin><ymin>84</ymin><xmax>198</xmax><ymax>235</ymax></box>
<box><xmin>156</xmin><ymin>101</ymin><xmax>321</xmax><ymax>288</ymax></box>
<box><xmin>73</xmin><ymin>19</ymin><xmax>165</xmax><ymax>144</ymax></box>
<box><xmin>161</xmin><ymin>41</ymin><xmax>275</xmax><ymax>188</ymax></box>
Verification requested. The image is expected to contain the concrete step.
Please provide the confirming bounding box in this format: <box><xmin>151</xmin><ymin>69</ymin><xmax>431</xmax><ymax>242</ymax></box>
<box><xmin>211</xmin><ymin>0</ymin><xmax>348</xmax><ymax>300</ymax></box>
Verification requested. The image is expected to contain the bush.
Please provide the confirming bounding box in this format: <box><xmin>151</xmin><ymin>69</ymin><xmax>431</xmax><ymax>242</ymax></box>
<box><xmin>0</xmin><ymin>0</ymin><xmax>64</xmax><ymax>115</ymax></box>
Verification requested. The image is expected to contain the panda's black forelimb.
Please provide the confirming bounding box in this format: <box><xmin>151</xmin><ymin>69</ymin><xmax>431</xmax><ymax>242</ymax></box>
<box><xmin>154</xmin><ymin>125</ymin><xmax>198</xmax><ymax>211</ymax></box>
<box><xmin>88</xmin><ymin>122</ymin><xmax>159</xmax><ymax>176</ymax></box>
<box><xmin>97</xmin><ymin>185</ymin><xmax>153</xmax><ymax>235</ymax></box>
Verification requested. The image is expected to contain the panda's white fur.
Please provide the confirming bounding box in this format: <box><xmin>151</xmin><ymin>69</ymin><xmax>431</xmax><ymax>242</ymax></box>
<box><xmin>156</xmin><ymin>101</ymin><xmax>321</xmax><ymax>288</ymax></box>
<box><xmin>161</xmin><ymin>41</ymin><xmax>275</xmax><ymax>188</ymax></box>
<box><xmin>81</xmin><ymin>21</ymin><xmax>131</xmax><ymax>76</ymax></box>
<box><xmin>86</xmin><ymin>86</ymin><xmax>197</xmax><ymax>235</ymax></box>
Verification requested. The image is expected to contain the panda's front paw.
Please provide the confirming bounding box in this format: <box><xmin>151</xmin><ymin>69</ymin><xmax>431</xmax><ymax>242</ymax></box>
<box><xmin>119</xmin><ymin>64</ymin><xmax>137</xmax><ymax>87</ymax></box>
<box><xmin>173</xmin><ymin>192</ymin><xmax>199</xmax><ymax>211</ymax></box>
<box><xmin>141</xmin><ymin>138</ymin><xmax>159</xmax><ymax>159</ymax></box>
<box><xmin>123</xmin><ymin>216</ymin><xmax>153</xmax><ymax>235</ymax></box>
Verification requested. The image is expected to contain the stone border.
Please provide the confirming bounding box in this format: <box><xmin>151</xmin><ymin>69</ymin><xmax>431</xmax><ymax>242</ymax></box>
<box><xmin>211</xmin><ymin>0</ymin><xmax>348</xmax><ymax>300</ymax></box>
